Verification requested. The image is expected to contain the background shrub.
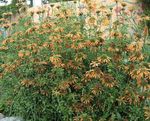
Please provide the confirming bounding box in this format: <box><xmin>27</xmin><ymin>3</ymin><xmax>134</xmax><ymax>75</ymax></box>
<box><xmin>139</xmin><ymin>0</ymin><xmax>150</xmax><ymax>33</ymax></box>
<box><xmin>0</xmin><ymin>0</ymin><xmax>18</xmax><ymax>18</ymax></box>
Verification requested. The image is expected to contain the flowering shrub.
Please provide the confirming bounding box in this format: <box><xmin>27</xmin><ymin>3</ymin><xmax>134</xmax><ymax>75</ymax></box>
<box><xmin>0</xmin><ymin>0</ymin><xmax>27</xmax><ymax>18</ymax></box>
<box><xmin>0</xmin><ymin>0</ymin><xmax>150</xmax><ymax>121</ymax></box>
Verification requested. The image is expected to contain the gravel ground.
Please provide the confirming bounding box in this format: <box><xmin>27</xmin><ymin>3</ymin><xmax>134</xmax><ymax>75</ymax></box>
<box><xmin>0</xmin><ymin>114</ymin><xmax>22</xmax><ymax>121</ymax></box>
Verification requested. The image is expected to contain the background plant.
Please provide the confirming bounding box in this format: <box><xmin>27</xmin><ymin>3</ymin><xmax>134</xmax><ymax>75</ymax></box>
<box><xmin>139</xmin><ymin>0</ymin><xmax>150</xmax><ymax>33</ymax></box>
<box><xmin>0</xmin><ymin>0</ymin><xmax>18</xmax><ymax>18</ymax></box>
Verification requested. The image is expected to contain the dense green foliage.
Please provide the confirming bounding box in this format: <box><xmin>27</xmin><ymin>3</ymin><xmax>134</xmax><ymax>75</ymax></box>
<box><xmin>0</xmin><ymin>0</ymin><xmax>18</xmax><ymax>18</ymax></box>
<box><xmin>140</xmin><ymin>0</ymin><xmax>150</xmax><ymax>4</ymax></box>
<box><xmin>139</xmin><ymin>0</ymin><xmax>150</xmax><ymax>32</ymax></box>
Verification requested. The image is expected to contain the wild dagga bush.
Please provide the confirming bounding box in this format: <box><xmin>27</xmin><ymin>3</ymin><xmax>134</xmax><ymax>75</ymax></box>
<box><xmin>0</xmin><ymin>0</ymin><xmax>150</xmax><ymax>121</ymax></box>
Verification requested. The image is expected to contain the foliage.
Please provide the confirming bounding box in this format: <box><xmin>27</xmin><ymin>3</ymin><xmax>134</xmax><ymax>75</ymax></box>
<box><xmin>0</xmin><ymin>0</ymin><xmax>18</xmax><ymax>18</ymax></box>
<box><xmin>139</xmin><ymin>0</ymin><xmax>150</xmax><ymax>32</ymax></box>
<box><xmin>140</xmin><ymin>0</ymin><xmax>150</xmax><ymax>13</ymax></box>
<box><xmin>140</xmin><ymin>0</ymin><xmax>150</xmax><ymax>4</ymax></box>
<box><xmin>0</xmin><ymin>1</ymin><xmax>150</xmax><ymax>121</ymax></box>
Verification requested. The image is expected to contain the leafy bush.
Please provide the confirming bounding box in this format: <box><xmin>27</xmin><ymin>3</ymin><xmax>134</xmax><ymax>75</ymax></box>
<box><xmin>139</xmin><ymin>0</ymin><xmax>150</xmax><ymax>32</ymax></box>
<box><xmin>140</xmin><ymin>0</ymin><xmax>150</xmax><ymax>4</ymax></box>
<box><xmin>0</xmin><ymin>1</ymin><xmax>150</xmax><ymax>121</ymax></box>
<box><xmin>0</xmin><ymin>0</ymin><xmax>18</xmax><ymax>18</ymax></box>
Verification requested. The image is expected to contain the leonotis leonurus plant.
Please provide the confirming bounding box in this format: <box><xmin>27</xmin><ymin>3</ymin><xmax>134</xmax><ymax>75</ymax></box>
<box><xmin>0</xmin><ymin>0</ymin><xmax>150</xmax><ymax>121</ymax></box>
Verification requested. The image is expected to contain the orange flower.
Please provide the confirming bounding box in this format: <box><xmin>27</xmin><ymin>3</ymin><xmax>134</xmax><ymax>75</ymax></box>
<box><xmin>97</xmin><ymin>54</ymin><xmax>111</xmax><ymax>64</ymax></box>
<box><xmin>75</xmin><ymin>52</ymin><xmax>87</xmax><ymax>62</ymax></box>
<box><xmin>72</xmin><ymin>103</ymin><xmax>83</xmax><ymax>113</ymax></box>
<box><xmin>0</xmin><ymin>46</ymin><xmax>8</xmax><ymax>50</ymax></box>
<box><xmin>21</xmin><ymin>79</ymin><xmax>35</xmax><ymax>87</ymax></box>
<box><xmin>144</xmin><ymin>107</ymin><xmax>150</xmax><ymax>120</ymax></box>
<box><xmin>65</xmin><ymin>60</ymin><xmax>78</xmax><ymax>70</ymax></box>
<box><xmin>85</xmin><ymin>69</ymin><xmax>103</xmax><ymax>80</ymax></box>
<box><xmin>59</xmin><ymin>81</ymin><xmax>70</xmax><ymax>91</ymax></box>
<box><xmin>71</xmin><ymin>43</ymin><xmax>84</xmax><ymax>50</ymax></box>
<box><xmin>101</xmin><ymin>74</ymin><xmax>116</xmax><ymax>88</ymax></box>
<box><xmin>40</xmin><ymin>89</ymin><xmax>49</xmax><ymax>96</ymax></box>
<box><xmin>102</xmin><ymin>18</ymin><xmax>110</xmax><ymax>26</ymax></box>
<box><xmin>18</xmin><ymin>51</ymin><xmax>24</xmax><ymax>58</ymax></box>
<box><xmin>49</xmin><ymin>55</ymin><xmax>64</xmax><ymax>67</ymax></box>
<box><xmin>1</xmin><ymin>39</ymin><xmax>7</xmax><ymax>45</ymax></box>
<box><xmin>99</xmin><ymin>5</ymin><xmax>108</xmax><ymax>12</ymax></box>
<box><xmin>91</xmin><ymin>84</ymin><xmax>102</xmax><ymax>95</ymax></box>
<box><xmin>128</xmin><ymin>6</ymin><xmax>135</xmax><ymax>12</ymax></box>
<box><xmin>136</xmin><ymin>41</ymin><xmax>144</xmax><ymax>51</ymax></box>
<box><xmin>72</xmin><ymin>33</ymin><xmax>82</xmax><ymax>41</ymax></box>
<box><xmin>143</xmin><ymin>16</ymin><xmax>150</xmax><ymax>21</ymax></box>
<box><xmin>126</xmin><ymin>43</ymin><xmax>136</xmax><ymax>52</ymax></box>
<box><xmin>86</xmin><ymin>16</ymin><xmax>97</xmax><ymax>25</ymax></box>
<box><xmin>25</xmin><ymin>51</ymin><xmax>31</xmax><ymax>56</ymax></box>
<box><xmin>90</xmin><ymin>61</ymin><xmax>99</xmax><ymax>67</ymax></box>
<box><xmin>87</xmin><ymin>2</ymin><xmax>97</xmax><ymax>12</ymax></box>
<box><xmin>129</xmin><ymin>52</ymin><xmax>144</xmax><ymax>62</ymax></box>
<box><xmin>81</xmin><ymin>94</ymin><xmax>93</xmax><ymax>104</ymax></box>
<box><xmin>9</xmin><ymin>39</ymin><xmax>15</xmax><ymax>43</ymax></box>
<box><xmin>130</xmin><ymin>67</ymin><xmax>150</xmax><ymax>86</ymax></box>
